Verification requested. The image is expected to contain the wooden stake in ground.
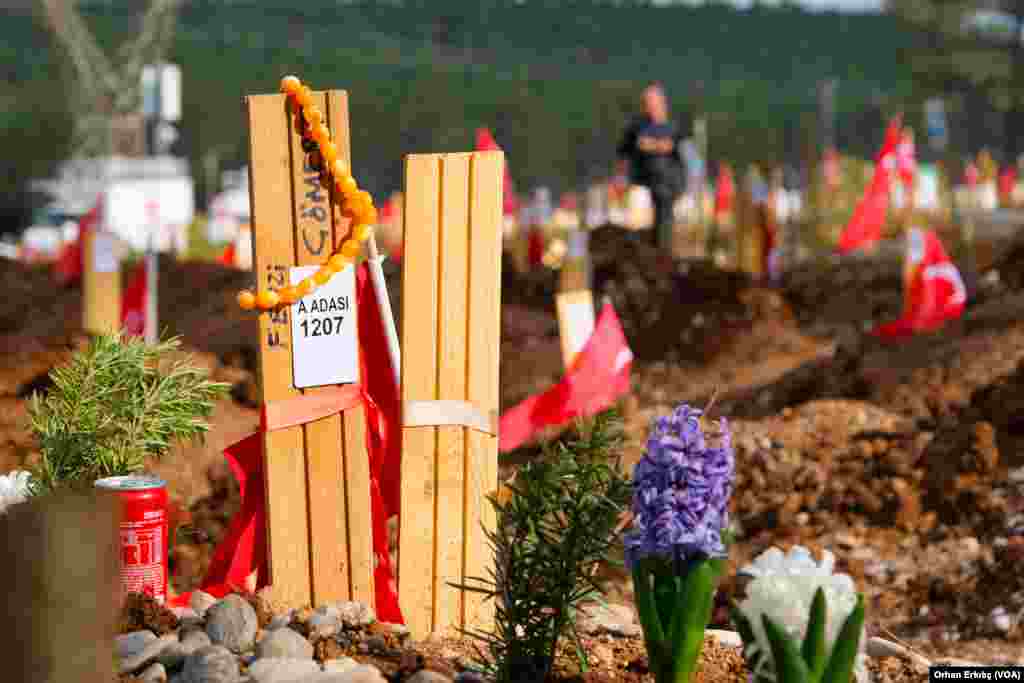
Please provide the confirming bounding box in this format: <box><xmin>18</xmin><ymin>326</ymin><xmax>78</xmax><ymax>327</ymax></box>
<box><xmin>556</xmin><ymin>289</ymin><xmax>596</xmax><ymax>371</ymax></box>
<box><xmin>83</xmin><ymin>228</ymin><xmax>122</xmax><ymax>335</ymax></box>
<box><xmin>399</xmin><ymin>152</ymin><xmax>503</xmax><ymax>639</ymax></box>
<box><xmin>246</xmin><ymin>89</ymin><xmax>373</xmax><ymax>610</ymax></box>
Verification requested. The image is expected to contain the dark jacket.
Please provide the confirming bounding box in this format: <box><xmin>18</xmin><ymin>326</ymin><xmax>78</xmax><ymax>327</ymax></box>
<box><xmin>616</xmin><ymin>115</ymin><xmax>686</xmax><ymax>190</ymax></box>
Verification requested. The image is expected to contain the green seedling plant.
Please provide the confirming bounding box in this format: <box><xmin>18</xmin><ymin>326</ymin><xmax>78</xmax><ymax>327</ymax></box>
<box><xmin>26</xmin><ymin>332</ymin><xmax>230</xmax><ymax>496</ymax></box>
<box><xmin>454</xmin><ymin>409</ymin><xmax>632</xmax><ymax>683</ymax></box>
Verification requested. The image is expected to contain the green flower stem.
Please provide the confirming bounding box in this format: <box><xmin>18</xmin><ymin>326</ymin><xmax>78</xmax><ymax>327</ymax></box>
<box><xmin>669</xmin><ymin>558</ymin><xmax>723</xmax><ymax>683</ymax></box>
<box><xmin>633</xmin><ymin>557</ymin><xmax>723</xmax><ymax>683</ymax></box>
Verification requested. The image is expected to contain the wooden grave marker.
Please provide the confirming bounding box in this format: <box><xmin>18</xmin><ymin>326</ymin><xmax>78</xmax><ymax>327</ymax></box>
<box><xmin>399</xmin><ymin>152</ymin><xmax>503</xmax><ymax>638</ymax></box>
<box><xmin>83</xmin><ymin>228</ymin><xmax>122</xmax><ymax>335</ymax></box>
<box><xmin>246</xmin><ymin>89</ymin><xmax>373</xmax><ymax>609</ymax></box>
<box><xmin>556</xmin><ymin>288</ymin><xmax>596</xmax><ymax>371</ymax></box>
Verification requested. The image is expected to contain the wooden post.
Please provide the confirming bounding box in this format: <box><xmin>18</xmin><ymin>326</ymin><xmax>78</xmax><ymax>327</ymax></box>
<box><xmin>246</xmin><ymin>89</ymin><xmax>373</xmax><ymax>610</ymax></box>
<box><xmin>83</xmin><ymin>229</ymin><xmax>121</xmax><ymax>335</ymax></box>
<box><xmin>0</xmin><ymin>491</ymin><xmax>120</xmax><ymax>683</ymax></box>
<box><xmin>399</xmin><ymin>152</ymin><xmax>503</xmax><ymax>638</ymax></box>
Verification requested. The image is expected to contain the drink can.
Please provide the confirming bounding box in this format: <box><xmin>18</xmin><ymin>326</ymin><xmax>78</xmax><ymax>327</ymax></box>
<box><xmin>94</xmin><ymin>475</ymin><xmax>168</xmax><ymax>604</ymax></box>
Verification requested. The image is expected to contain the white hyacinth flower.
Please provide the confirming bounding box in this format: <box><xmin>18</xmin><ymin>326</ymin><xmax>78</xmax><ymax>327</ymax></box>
<box><xmin>0</xmin><ymin>470</ymin><xmax>32</xmax><ymax>515</ymax></box>
<box><xmin>737</xmin><ymin>546</ymin><xmax>867</xmax><ymax>683</ymax></box>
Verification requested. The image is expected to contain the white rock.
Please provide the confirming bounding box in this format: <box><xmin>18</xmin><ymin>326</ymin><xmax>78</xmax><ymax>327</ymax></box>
<box><xmin>246</xmin><ymin>658</ymin><xmax>321</xmax><ymax>683</ymax></box>
<box><xmin>139</xmin><ymin>662</ymin><xmax>169</xmax><ymax>683</ymax></box>
<box><xmin>307</xmin><ymin>606</ymin><xmax>343</xmax><ymax>639</ymax></box>
<box><xmin>706</xmin><ymin>630</ymin><xmax>742</xmax><ymax>648</ymax></box>
<box><xmin>191</xmin><ymin>591</ymin><xmax>219</xmax><ymax>617</ymax></box>
<box><xmin>117</xmin><ymin>630</ymin><xmax>158</xmax><ymax>659</ymax></box>
<box><xmin>161</xmin><ymin>630</ymin><xmax>214</xmax><ymax>670</ymax></box>
<box><xmin>121</xmin><ymin>634</ymin><xmax>180</xmax><ymax>674</ymax></box>
<box><xmin>335</xmin><ymin>601</ymin><xmax>376</xmax><ymax>629</ymax></box>
<box><xmin>255</xmin><ymin>628</ymin><xmax>314</xmax><ymax>660</ymax></box>
<box><xmin>322</xmin><ymin>658</ymin><xmax>358</xmax><ymax>674</ymax></box>
<box><xmin>407</xmin><ymin>672</ymin><xmax>453</xmax><ymax>683</ymax></box>
<box><xmin>267</xmin><ymin>611</ymin><xmax>295</xmax><ymax>631</ymax></box>
<box><xmin>179</xmin><ymin>645</ymin><xmax>241</xmax><ymax>683</ymax></box>
<box><xmin>206</xmin><ymin>595</ymin><xmax>259</xmax><ymax>653</ymax></box>
<box><xmin>315</xmin><ymin>665</ymin><xmax>386</xmax><ymax>683</ymax></box>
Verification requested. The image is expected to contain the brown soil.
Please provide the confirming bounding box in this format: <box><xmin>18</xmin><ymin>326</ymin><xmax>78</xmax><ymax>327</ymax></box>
<box><xmin>8</xmin><ymin>224</ymin><xmax>1024</xmax><ymax>675</ymax></box>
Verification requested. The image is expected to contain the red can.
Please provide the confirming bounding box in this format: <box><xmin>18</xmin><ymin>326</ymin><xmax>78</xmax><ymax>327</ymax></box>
<box><xmin>95</xmin><ymin>475</ymin><xmax>168</xmax><ymax>605</ymax></box>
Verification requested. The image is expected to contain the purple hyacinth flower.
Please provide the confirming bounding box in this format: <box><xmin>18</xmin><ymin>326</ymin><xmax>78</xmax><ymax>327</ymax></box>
<box><xmin>623</xmin><ymin>404</ymin><xmax>734</xmax><ymax>570</ymax></box>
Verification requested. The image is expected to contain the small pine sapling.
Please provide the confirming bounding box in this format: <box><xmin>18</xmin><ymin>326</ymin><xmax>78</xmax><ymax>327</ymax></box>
<box><xmin>26</xmin><ymin>333</ymin><xmax>230</xmax><ymax>496</ymax></box>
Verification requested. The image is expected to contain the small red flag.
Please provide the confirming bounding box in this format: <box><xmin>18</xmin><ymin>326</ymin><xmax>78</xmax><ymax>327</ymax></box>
<box><xmin>54</xmin><ymin>195</ymin><xmax>103</xmax><ymax>287</ymax></box>
<box><xmin>218</xmin><ymin>243</ymin><xmax>237</xmax><ymax>268</ymax></box>
<box><xmin>475</xmin><ymin>127</ymin><xmax>519</xmax><ymax>216</ymax></box>
<box><xmin>120</xmin><ymin>260</ymin><xmax>147</xmax><ymax>338</ymax></box>
<box><xmin>715</xmin><ymin>163</ymin><xmax>735</xmax><ymax>218</ymax></box>
<box><xmin>838</xmin><ymin>119</ymin><xmax>902</xmax><ymax>254</ymax></box>
<box><xmin>499</xmin><ymin>302</ymin><xmax>633</xmax><ymax>453</ymax></box>
<box><xmin>871</xmin><ymin>229</ymin><xmax>966</xmax><ymax>339</ymax></box>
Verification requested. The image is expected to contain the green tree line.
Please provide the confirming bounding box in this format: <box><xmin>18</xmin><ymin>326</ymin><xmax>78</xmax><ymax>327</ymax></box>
<box><xmin>2</xmin><ymin>0</ymin><xmax>923</xmax><ymax>226</ymax></box>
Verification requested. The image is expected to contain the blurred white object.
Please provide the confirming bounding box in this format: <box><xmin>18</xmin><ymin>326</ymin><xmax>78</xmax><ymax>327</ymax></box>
<box><xmin>0</xmin><ymin>470</ymin><xmax>32</xmax><ymax>514</ymax></box>
<box><xmin>234</xmin><ymin>225</ymin><xmax>253</xmax><ymax>271</ymax></box>
<box><xmin>979</xmin><ymin>181</ymin><xmax>998</xmax><ymax>210</ymax></box>
<box><xmin>21</xmin><ymin>226</ymin><xmax>63</xmax><ymax>260</ymax></box>
<box><xmin>626</xmin><ymin>185</ymin><xmax>654</xmax><ymax>230</ymax></box>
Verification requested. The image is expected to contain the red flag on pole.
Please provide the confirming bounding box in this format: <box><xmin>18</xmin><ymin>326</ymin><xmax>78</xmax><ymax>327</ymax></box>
<box><xmin>54</xmin><ymin>195</ymin><xmax>103</xmax><ymax>287</ymax></box>
<box><xmin>499</xmin><ymin>302</ymin><xmax>633</xmax><ymax>453</ymax></box>
<box><xmin>475</xmin><ymin>127</ymin><xmax>520</xmax><ymax>216</ymax></box>
<box><xmin>871</xmin><ymin>229</ymin><xmax>966</xmax><ymax>339</ymax></box>
<box><xmin>838</xmin><ymin>119</ymin><xmax>902</xmax><ymax>254</ymax></box>
<box><xmin>715</xmin><ymin>163</ymin><xmax>735</xmax><ymax>218</ymax></box>
<box><xmin>167</xmin><ymin>263</ymin><xmax>404</xmax><ymax>624</ymax></box>
<box><xmin>218</xmin><ymin>243</ymin><xmax>237</xmax><ymax>268</ymax></box>
<box><xmin>121</xmin><ymin>260</ymin><xmax>148</xmax><ymax>337</ymax></box>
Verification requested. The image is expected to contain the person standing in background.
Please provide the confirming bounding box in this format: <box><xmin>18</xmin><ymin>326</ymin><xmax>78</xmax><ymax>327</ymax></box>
<box><xmin>616</xmin><ymin>83</ymin><xmax>687</xmax><ymax>253</ymax></box>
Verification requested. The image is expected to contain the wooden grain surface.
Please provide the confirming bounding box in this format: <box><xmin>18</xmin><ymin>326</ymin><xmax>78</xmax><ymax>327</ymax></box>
<box><xmin>435</xmin><ymin>153</ymin><xmax>471</xmax><ymax>630</ymax></box>
<box><xmin>290</xmin><ymin>90</ymin><xmax>350</xmax><ymax>605</ymax></box>
<box><xmin>463</xmin><ymin>151</ymin><xmax>503</xmax><ymax>632</ymax></box>
<box><xmin>247</xmin><ymin>92</ymin><xmax>311</xmax><ymax>609</ymax></box>
<box><xmin>326</xmin><ymin>90</ymin><xmax>374</xmax><ymax>608</ymax></box>
<box><xmin>399</xmin><ymin>154</ymin><xmax>442</xmax><ymax>637</ymax></box>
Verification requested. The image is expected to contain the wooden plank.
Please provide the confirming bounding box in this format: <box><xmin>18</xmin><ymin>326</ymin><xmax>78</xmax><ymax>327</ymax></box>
<box><xmin>435</xmin><ymin>153</ymin><xmax>471</xmax><ymax>630</ymax></box>
<box><xmin>290</xmin><ymin>90</ymin><xmax>350</xmax><ymax>605</ymax></box>
<box><xmin>463</xmin><ymin>151</ymin><xmax>503</xmax><ymax>632</ymax></box>
<box><xmin>247</xmin><ymin>93</ymin><xmax>311</xmax><ymax>609</ymax></box>
<box><xmin>556</xmin><ymin>289</ymin><xmax>595</xmax><ymax>371</ymax></box>
<box><xmin>399</xmin><ymin>154</ymin><xmax>442</xmax><ymax>637</ymax></box>
<box><xmin>326</xmin><ymin>90</ymin><xmax>374</xmax><ymax>608</ymax></box>
<box><xmin>82</xmin><ymin>230</ymin><xmax>121</xmax><ymax>335</ymax></box>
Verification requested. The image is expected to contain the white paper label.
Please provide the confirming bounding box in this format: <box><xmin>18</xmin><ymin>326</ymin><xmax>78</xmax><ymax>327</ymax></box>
<box><xmin>93</xmin><ymin>233</ymin><xmax>118</xmax><ymax>273</ymax></box>
<box><xmin>563</xmin><ymin>300</ymin><xmax>596</xmax><ymax>363</ymax></box>
<box><xmin>290</xmin><ymin>265</ymin><xmax>359</xmax><ymax>389</ymax></box>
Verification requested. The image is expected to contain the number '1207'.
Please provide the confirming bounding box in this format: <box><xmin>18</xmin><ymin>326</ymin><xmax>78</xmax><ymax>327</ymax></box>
<box><xmin>300</xmin><ymin>316</ymin><xmax>344</xmax><ymax>337</ymax></box>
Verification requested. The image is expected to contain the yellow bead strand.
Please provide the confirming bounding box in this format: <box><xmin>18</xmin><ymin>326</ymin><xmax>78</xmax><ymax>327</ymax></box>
<box><xmin>238</xmin><ymin>75</ymin><xmax>380</xmax><ymax>312</ymax></box>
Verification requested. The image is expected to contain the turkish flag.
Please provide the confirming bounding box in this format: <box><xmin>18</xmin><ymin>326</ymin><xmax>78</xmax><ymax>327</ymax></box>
<box><xmin>498</xmin><ymin>302</ymin><xmax>633</xmax><ymax>453</ymax></box>
<box><xmin>475</xmin><ymin>127</ymin><xmax>519</xmax><ymax>217</ymax></box>
<box><xmin>120</xmin><ymin>260</ymin><xmax>148</xmax><ymax>337</ymax></box>
<box><xmin>838</xmin><ymin>119</ymin><xmax>902</xmax><ymax>254</ymax></box>
<box><xmin>715</xmin><ymin>163</ymin><xmax>735</xmax><ymax>218</ymax></box>
<box><xmin>54</xmin><ymin>195</ymin><xmax>103</xmax><ymax>287</ymax></box>
<box><xmin>167</xmin><ymin>262</ymin><xmax>404</xmax><ymax>624</ymax></box>
<box><xmin>218</xmin><ymin>243</ymin><xmax>237</xmax><ymax>268</ymax></box>
<box><xmin>871</xmin><ymin>228</ymin><xmax>966</xmax><ymax>339</ymax></box>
